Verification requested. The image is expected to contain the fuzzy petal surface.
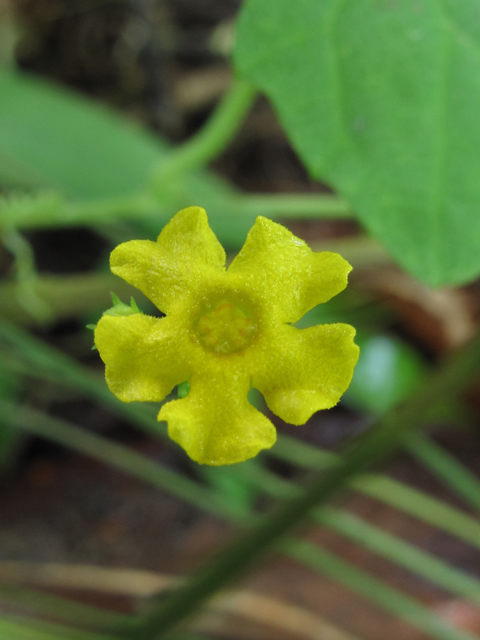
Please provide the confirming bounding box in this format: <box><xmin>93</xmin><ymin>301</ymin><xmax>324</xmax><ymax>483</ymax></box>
<box><xmin>95</xmin><ymin>313</ymin><xmax>190</xmax><ymax>402</ymax></box>
<box><xmin>228</xmin><ymin>216</ymin><xmax>352</xmax><ymax>323</ymax></box>
<box><xmin>159</xmin><ymin>368</ymin><xmax>276</xmax><ymax>465</ymax></box>
<box><xmin>98</xmin><ymin>207</ymin><xmax>359</xmax><ymax>465</ymax></box>
<box><xmin>252</xmin><ymin>323</ymin><xmax>360</xmax><ymax>425</ymax></box>
<box><xmin>110</xmin><ymin>206</ymin><xmax>226</xmax><ymax>313</ymax></box>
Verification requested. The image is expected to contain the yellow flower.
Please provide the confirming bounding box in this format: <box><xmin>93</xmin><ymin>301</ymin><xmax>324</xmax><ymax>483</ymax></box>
<box><xmin>95</xmin><ymin>206</ymin><xmax>359</xmax><ymax>466</ymax></box>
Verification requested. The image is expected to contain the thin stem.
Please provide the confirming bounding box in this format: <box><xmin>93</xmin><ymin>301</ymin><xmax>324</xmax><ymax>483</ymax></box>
<box><xmin>0</xmin><ymin>81</ymin><xmax>357</xmax><ymax>234</ymax></box>
<box><xmin>317</xmin><ymin>507</ymin><xmax>480</xmax><ymax>606</ymax></box>
<box><xmin>273</xmin><ymin>438</ymin><xmax>480</xmax><ymax>551</ymax></box>
<box><xmin>167</xmin><ymin>636</ymin><xmax>215</xmax><ymax>640</ymax></box>
<box><xmin>5</xmin><ymin>322</ymin><xmax>480</xmax><ymax>637</ymax></box>
<box><xmin>150</xmin><ymin>79</ymin><xmax>257</xmax><ymax>191</ymax></box>
<box><xmin>353</xmin><ymin>474</ymin><xmax>480</xmax><ymax>550</ymax></box>
<box><xmin>2</xmin><ymin>227</ymin><xmax>36</xmax><ymax>279</ymax></box>
<box><xmin>1</xmin><ymin>227</ymin><xmax>53</xmax><ymax>322</ymax></box>
<box><xmin>7</xmin><ymin>395</ymin><xmax>479</xmax><ymax>639</ymax></box>
<box><xmin>0</xmin><ymin>190</ymin><xmax>353</xmax><ymax>230</ymax></box>
<box><xmin>0</xmin><ymin>615</ymin><xmax>116</xmax><ymax>640</ymax></box>
<box><xmin>0</xmin><ymin>585</ymin><xmax>133</xmax><ymax>634</ymax></box>
<box><xmin>0</xmin><ymin>400</ymin><xmax>240</xmax><ymax>521</ymax></box>
<box><xmin>129</xmin><ymin>331</ymin><xmax>480</xmax><ymax>639</ymax></box>
<box><xmin>309</xmin><ymin>235</ymin><xmax>392</xmax><ymax>269</ymax></box>
<box><xmin>405</xmin><ymin>431</ymin><xmax>480</xmax><ymax>513</ymax></box>
<box><xmin>282</xmin><ymin>540</ymin><xmax>478</xmax><ymax>640</ymax></box>
<box><xmin>0</xmin><ymin>273</ymin><xmax>135</xmax><ymax>326</ymax></box>
<box><xmin>237</xmin><ymin>193</ymin><xmax>351</xmax><ymax>219</ymax></box>
<box><xmin>0</xmin><ymin>618</ymin><xmax>67</xmax><ymax>640</ymax></box>
<box><xmin>2</xmin><ymin>317</ymin><xmax>477</xmax><ymax>547</ymax></box>
<box><xmin>3</xmin><ymin>313</ymin><xmax>479</xmax><ymax>544</ymax></box>
<box><xmin>231</xmin><ymin>463</ymin><xmax>480</xmax><ymax>607</ymax></box>
<box><xmin>0</xmin><ymin>192</ymin><xmax>158</xmax><ymax>229</ymax></box>
<box><xmin>0</xmin><ymin>317</ymin><xmax>162</xmax><ymax>437</ymax></box>
<box><xmin>8</xmin><ymin>377</ymin><xmax>478</xmax><ymax>636</ymax></box>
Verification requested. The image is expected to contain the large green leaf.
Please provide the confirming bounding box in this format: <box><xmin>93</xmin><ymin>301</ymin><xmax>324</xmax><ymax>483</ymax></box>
<box><xmin>0</xmin><ymin>68</ymin><xmax>168</xmax><ymax>198</ymax></box>
<box><xmin>234</xmin><ymin>0</ymin><xmax>480</xmax><ymax>286</ymax></box>
<box><xmin>0</xmin><ymin>68</ymin><xmax>255</xmax><ymax>246</ymax></box>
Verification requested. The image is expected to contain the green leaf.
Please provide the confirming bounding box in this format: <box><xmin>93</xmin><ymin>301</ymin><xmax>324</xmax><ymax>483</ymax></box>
<box><xmin>0</xmin><ymin>68</ymin><xmax>256</xmax><ymax>247</ymax></box>
<box><xmin>234</xmin><ymin>0</ymin><xmax>480</xmax><ymax>286</ymax></box>
<box><xmin>344</xmin><ymin>333</ymin><xmax>428</xmax><ymax>415</ymax></box>
<box><xmin>0</xmin><ymin>68</ymin><xmax>167</xmax><ymax>198</ymax></box>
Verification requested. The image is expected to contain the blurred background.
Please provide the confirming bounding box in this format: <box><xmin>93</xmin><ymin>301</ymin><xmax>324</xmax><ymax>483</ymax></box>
<box><xmin>1</xmin><ymin>2</ymin><xmax>480</xmax><ymax>640</ymax></box>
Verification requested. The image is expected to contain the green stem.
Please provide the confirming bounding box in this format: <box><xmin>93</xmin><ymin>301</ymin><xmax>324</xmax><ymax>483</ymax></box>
<box><xmin>309</xmin><ymin>235</ymin><xmax>391</xmax><ymax>269</ymax></box>
<box><xmin>0</xmin><ymin>273</ymin><xmax>136</xmax><ymax>326</ymax></box>
<box><xmin>283</xmin><ymin>540</ymin><xmax>478</xmax><ymax>640</ymax></box>
<box><xmin>405</xmin><ymin>431</ymin><xmax>480</xmax><ymax>513</ymax></box>
<box><xmin>4</xmin><ymin>323</ymin><xmax>480</xmax><ymax>638</ymax></box>
<box><xmin>0</xmin><ymin>80</ymin><xmax>357</xmax><ymax>233</ymax></box>
<box><xmin>0</xmin><ymin>400</ymin><xmax>240</xmax><ymax>521</ymax></box>
<box><xmin>150</xmin><ymin>79</ymin><xmax>257</xmax><ymax>191</ymax></box>
<box><xmin>0</xmin><ymin>190</ymin><xmax>353</xmax><ymax>230</ymax></box>
<box><xmin>0</xmin><ymin>317</ymin><xmax>162</xmax><ymax>437</ymax></box>
<box><xmin>2</xmin><ymin>317</ymin><xmax>477</xmax><ymax>547</ymax></box>
<box><xmin>0</xmin><ymin>585</ymin><xmax>133</xmax><ymax>634</ymax></box>
<box><xmin>0</xmin><ymin>192</ymin><xmax>159</xmax><ymax>229</ymax></box>
<box><xmin>167</xmin><ymin>636</ymin><xmax>215</xmax><ymax>640</ymax></box>
<box><xmin>273</xmin><ymin>438</ymin><xmax>480</xmax><ymax>551</ymax></box>
<box><xmin>2</xmin><ymin>227</ymin><xmax>36</xmax><ymax>279</ymax></box>
<box><xmin>1</xmin><ymin>227</ymin><xmax>53</xmax><ymax>322</ymax></box>
<box><xmin>0</xmin><ymin>615</ymin><xmax>116</xmax><ymax>640</ymax></box>
<box><xmin>237</xmin><ymin>193</ymin><xmax>351</xmax><ymax>219</ymax></box>
<box><xmin>231</xmin><ymin>464</ymin><xmax>480</xmax><ymax>607</ymax></box>
<box><xmin>317</xmin><ymin>507</ymin><xmax>480</xmax><ymax>606</ymax></box>
<box><xmin>3</xmin><ymin>313</ymin><xmax>479</xmax><ymax>545</ymax></box>
<box><xmin>6</xmin><ymin>384</ymin><xmax>478</xmax><ymax>639</ymax></box>
<box><xmin>0</xmin><ymin>618</ymin><xmax>67</xmax><ymax>640</ymax></box>
<box><xmin>129</xmin><ymin>331</ymin><xmax>480</xmax><ymax>639</ymax></box>
<box><xmin>353</xmin><ymin>474</ymin><xmax>480</xmax><ymax>550</ymax></box>
<box><xmin>6</xmin><ymin>396</ymin><xmax>478</xmax><ymax>640</ymax></box>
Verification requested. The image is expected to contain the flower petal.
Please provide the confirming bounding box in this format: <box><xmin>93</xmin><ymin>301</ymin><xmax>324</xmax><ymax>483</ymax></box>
<box><xmin>110</xmin><ymin>206</ymin><xmax>226</xmax><ymax>313</ymax></box>
<box><xmin>158</xmin><ymin>369</ymin><xmax>276</xmax><ymax>465</ymax></box>
<box><xmin>95</xmin><ymin>314</ymin><xmax>190</xmax><ymax>402</ymax></box>
<box><xmin>228</xmin><ymin>216</ymin><xmax>352</xmax><ymax>323</ymax></box>
<box><xmin>253</xmin><ymin>323</ymin><xmax>359</xmax><ymax>425</ymax></box>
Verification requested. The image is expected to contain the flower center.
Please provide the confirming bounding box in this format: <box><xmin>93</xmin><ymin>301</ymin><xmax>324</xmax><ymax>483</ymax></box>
<box><xmin>195</xmin><ymin>297</ymin><xmax>258</xmax><ymax>355</ymax></box>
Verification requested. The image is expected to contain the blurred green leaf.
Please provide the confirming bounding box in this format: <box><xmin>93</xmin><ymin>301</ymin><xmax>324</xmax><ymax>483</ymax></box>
<box><xmin>0</xmin><ymin>69</ymin><xmax>256</xmax><ymax>247</ymax></box>
<box><xmin>344</xmin><ymin>334</ymin><xmax>428</xmax><ymax>415</ymax></box>
<box><xmin>235</xmin><ymin>0</ymin><xmax>480</xmax><ymax>286</ymax></box>
<box><xmin>0</xmin><ymin>68</ymin><xmax>167</xmax><ymax>197</ymax></box>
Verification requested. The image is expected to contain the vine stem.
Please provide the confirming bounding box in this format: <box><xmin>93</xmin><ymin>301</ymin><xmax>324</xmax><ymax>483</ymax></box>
<box><xmin>0</xmin><ymin>79</ymin><xmax>355</xmax><ymax>231</ymax></box>
<box><xmin>1</xmin><ymin>227</ymin><xmax>53</xmax><ymax>322</ymax></box>
<box><xmin>150</xmin><ymin>78</ymin><xmax>257</xmax><ymax>192</ymax></box>
<box><xmin>0</xmin><ymin>191</ymin><xmax>352</xmax><ymax>230</ymax></box>
<box><xmin>238</xmin><ymin>193</ymin><xmax>351</xmax><ymax>218</ymax></box>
